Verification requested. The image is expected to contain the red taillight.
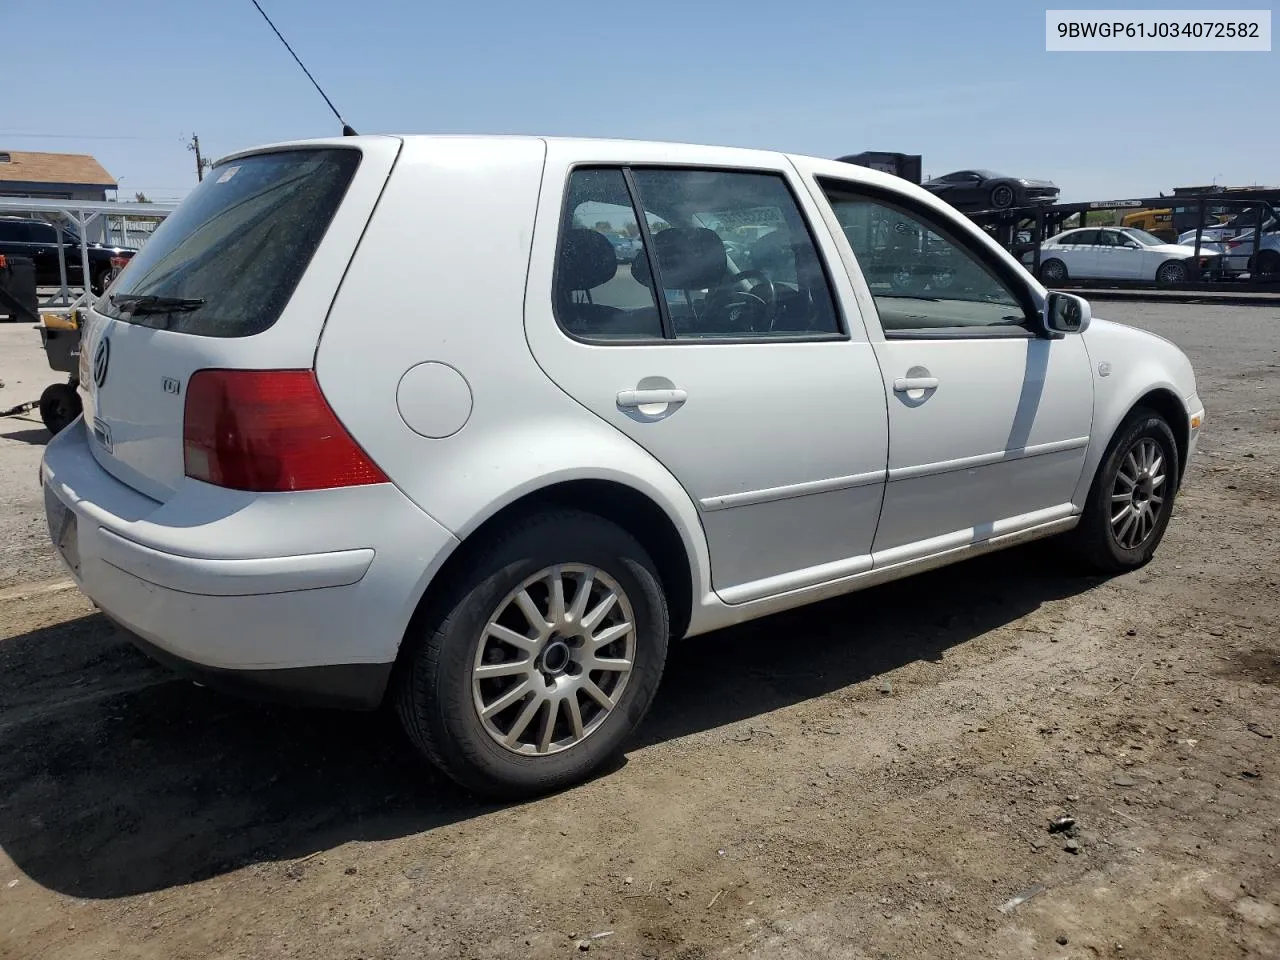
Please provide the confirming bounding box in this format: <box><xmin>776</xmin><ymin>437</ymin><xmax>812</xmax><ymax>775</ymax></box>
<box><xmin>110</xmin><ymin>255</ymin><xmax>129</xmax><ymax>269</ymax></box>
<box><xmin>183</xmin><ymin>369</ymin><xmax>388</xmax><ymax>491</ymax></box>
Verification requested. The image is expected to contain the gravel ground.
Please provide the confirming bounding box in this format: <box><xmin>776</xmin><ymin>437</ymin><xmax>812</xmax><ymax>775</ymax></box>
<box><xmin>1</xmin><ymin>302</ymin><xmax>1278</xmax><ymax>960</ymax></box>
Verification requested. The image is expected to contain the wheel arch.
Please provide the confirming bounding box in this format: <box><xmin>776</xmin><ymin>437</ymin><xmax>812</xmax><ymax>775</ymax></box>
<box><xmin>1074</xmin><ymin>383</ymin><xmax>1190</xmax><ymax>511</ymax></box>
<box><xmin>396</xmin><ymin>478</ymin><xmax>699</xmax><ymax>679</ymax></box>
<box><xmin>1129</xmin><ymin>387</ymin><xmax>1190</xmax><ymax>482</ymax></box>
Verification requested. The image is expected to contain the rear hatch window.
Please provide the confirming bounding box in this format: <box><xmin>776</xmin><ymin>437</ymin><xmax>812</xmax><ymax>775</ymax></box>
<box><xmin>100</xmin><ymin>148</ymin><xmax>360</xmax><ymax>338</ymax></box>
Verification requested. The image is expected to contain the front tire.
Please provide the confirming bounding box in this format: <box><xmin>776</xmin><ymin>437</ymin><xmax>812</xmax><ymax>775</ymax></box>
<box><xmin>1067</xmin><ymin>409</ymin><xmax>1180</xmax><ymax>573</ymax></box>
<box><xmin>1155</xmin><ymin>259</ymin><xmax>1188</xmax><ymax>285</ymax></box>
<box><xmin>394</xmin><ymin>509</ymin><xmax>669</xmax><ymax>798</ymax></box>
<box><xmin>990</xmin><ymin>183</ymin><xmax>1017</xmax><ymax>209</ymax></box>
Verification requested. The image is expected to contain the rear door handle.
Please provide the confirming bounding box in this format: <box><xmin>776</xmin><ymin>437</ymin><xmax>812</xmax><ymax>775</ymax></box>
<box><xmin>893</xmin><ymin>377</ymin><xmax>939</xmax><ymax>392</ymax></box>
<box><xmin>616</xmin><ymin>388</ymin><xmax>687</xmax><ymax>408</ymax></box>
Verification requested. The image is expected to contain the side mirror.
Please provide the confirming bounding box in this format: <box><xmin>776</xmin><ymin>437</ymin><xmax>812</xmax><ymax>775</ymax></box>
<box><xmin>1045</xmin><ymin>291</ymin><xmax>1090</xmax><ymax>335</ymax></box>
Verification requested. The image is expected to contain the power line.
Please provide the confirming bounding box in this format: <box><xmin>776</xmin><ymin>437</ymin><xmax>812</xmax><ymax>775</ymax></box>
<box><xmin>0</xmin><ymin>131</ymin><xmax>178</xmax><ymax>142</ymax></box>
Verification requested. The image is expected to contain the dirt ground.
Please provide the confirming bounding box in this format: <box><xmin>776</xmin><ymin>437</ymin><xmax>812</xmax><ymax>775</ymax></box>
<box><xmin>1</xmin><ymin>302</ymin><xmax>1278</xmax><ymax>960</ymax></box>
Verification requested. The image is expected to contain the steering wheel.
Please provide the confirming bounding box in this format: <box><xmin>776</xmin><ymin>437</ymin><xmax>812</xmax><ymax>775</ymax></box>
<box><xmin>703</xmin><ymin>270</ymin><xmax>777</xmax><ymax>332</ymax></box>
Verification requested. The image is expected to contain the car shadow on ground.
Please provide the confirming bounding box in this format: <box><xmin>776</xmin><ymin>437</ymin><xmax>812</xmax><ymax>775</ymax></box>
<box><xmin>0</xmin><ymin>427</ymin><xmax>50</xmax><ymax>445</ymax></box>
<box><xmin>0</xmin><ymin>545</ymin><xmax>1099</xmax><ymax>900</ymax></box>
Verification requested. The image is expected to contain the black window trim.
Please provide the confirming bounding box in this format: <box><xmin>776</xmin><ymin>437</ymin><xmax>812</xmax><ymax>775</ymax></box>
<box><xmin>551</xmin><ymin>162</ymin><xmax>851</xmax><ymax>347</ymax></box>
<box><xmin>621</xmin><ymin>166</ymin><xmax>674</xmax><ymax>340</ymax></box>
<box><xmin>815</xmin><ymin>174</ymin><xmax>1046</xmax><ymax>342</ymax></box>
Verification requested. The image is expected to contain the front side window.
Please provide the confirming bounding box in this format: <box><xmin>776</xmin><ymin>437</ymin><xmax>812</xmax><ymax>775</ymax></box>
<box><xmin>29</xmin><ymin>223</ymin><xmax>58</xmax><ymax>243</ymax></box>
<box><xmin>819</xmin><ymin>180</ymin><xmax>1030</xmax><ymax>335</ymax></box>
<box><xmin>553</xmin><ymin>166</ymin><xmax>841</xmax><ymax>341</ymax></box>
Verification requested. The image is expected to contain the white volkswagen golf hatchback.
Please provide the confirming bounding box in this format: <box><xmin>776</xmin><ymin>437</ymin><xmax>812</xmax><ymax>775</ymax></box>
<box><xmin>42</xmin><ymin>136</ymin><xmax>1204</xmax><ymax>797</ymax></box>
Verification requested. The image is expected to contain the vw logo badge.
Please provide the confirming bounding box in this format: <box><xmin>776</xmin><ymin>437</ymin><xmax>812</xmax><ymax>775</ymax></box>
<box><xmin>92</xmin><ymin>337</ymin><xmax>111</xmax><ymax>389</ymax></box>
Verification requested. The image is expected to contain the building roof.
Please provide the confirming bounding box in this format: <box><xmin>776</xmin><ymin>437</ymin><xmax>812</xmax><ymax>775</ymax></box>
<box><xmin>0</xmin><ymin>150</ymin><xmax>117</xmax><ymax>188</ymax></box>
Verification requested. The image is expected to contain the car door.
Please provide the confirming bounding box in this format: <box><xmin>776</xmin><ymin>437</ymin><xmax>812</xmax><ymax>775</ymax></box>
<box><xmin>25</xmin><ymin>221</ymin><xmax>63</xmax><ymax>285</ymax></box>
<box><xmin>1060</xmin><ymin>229</ymin><xmax>1101</xmax><ymax>278</ymax></box>
<box><xmin>1095</xmin><ymin>228</ymin><xmax>1138</xmax><ymax>278</ymax></box>
<box><xmin>1113</xmin><ymin>230</ymin><xmax>1149</xmax><ymax>278</ymax></box>
<box><xmin>0</xmin><ymin>221</ymin><xmax>27</xmax><ymax>262</ymax></box>
<box><xmin>524</xmin><ymin>145</ymin><xmax>889</xmax><ymax>602</ymax></box>
<box><xmin>952</xmin><ymin>172</ymin><xmax>985</xmax><ymax>207</ymax></box>
<box><xmin>805</xmin><ymin>172</ymin><xmax>1094</xmax><ymax>562</ymax></box>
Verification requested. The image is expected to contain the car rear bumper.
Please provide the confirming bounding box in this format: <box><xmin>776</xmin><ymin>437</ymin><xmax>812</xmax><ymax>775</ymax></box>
<box><xmin>112</xmin><ymin>624</ymin><xmax>393</xmax><ymax>709</ymax></box>
<box><xmin>39</xmin><ymin>418</ymin><xmax>459</xmax><ymax>707</ymax></box>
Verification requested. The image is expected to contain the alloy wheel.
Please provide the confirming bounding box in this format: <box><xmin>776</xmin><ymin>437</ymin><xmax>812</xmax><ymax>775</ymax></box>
<box><xmin>1110</xmin><ymin>438</ymin><xmax>1167</xmax><ymax>549</ymax></box>
<box><xmin>471</xmin><ymin>564</ymin><xmax>636</xmax><ymax>756</ymax></box>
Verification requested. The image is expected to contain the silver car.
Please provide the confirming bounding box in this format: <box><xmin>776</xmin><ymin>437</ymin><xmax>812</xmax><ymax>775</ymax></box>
<box><xmin>42</xmin><ymin>135</ymin><xmax>1204</xmax><ymax>797</ymax></box>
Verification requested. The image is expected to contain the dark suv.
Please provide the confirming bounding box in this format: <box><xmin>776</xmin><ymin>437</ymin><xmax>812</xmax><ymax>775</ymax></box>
<box><xmin>0</xmin><ymin>217</ymin><xmax>136</xmax><ymax>295</ymax></box>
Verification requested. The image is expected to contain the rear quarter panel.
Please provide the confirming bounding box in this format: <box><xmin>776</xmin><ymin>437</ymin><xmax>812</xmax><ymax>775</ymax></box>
<box><xmin>313</xmin><ymin>137</ymin><xmax>718</xmax><ymax>635</ymax></box>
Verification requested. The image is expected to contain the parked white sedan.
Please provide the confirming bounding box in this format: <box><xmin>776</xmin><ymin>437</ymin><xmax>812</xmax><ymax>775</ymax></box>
<box><xmin>41</xmin><ymin>135</ymin><xmax>1204</xmax><ymax>797</ymax></box>
<box><xmin>1028</xmin><ymin>226</ymin><xmax>1217</xmax><ymax>285</ymax></box>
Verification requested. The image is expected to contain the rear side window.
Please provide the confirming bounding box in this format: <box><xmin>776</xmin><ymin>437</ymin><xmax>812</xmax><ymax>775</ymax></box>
<box><xmin>101</xmin><ymin>149</ymin><xmax>360</xmax><ymax>337</ymax></box>
<box><xmin>0</xmin><ymin>222</ymin><xmax>29</xmax><ymax>242</ymax></box>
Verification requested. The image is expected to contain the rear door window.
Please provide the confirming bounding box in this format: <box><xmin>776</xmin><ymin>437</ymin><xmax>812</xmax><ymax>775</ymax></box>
<box><xmin>100</xmin><ymin>148</ymin><xmax>361</xmax><ymax>337</ymax></box>
<box><xmin>553</xmin><ymin>166</ymin><xmax>842</xmax><ymax>341</ymax></box>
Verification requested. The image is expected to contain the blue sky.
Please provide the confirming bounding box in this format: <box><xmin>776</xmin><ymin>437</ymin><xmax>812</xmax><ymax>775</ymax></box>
<box><xmin>3</xmin><ymin>0</ymin><xmax>1275</xmax><ymax>202</ymax></box>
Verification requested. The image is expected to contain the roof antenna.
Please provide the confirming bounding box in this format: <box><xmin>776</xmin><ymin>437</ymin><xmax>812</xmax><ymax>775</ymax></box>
<box><xmin>249</xmin><ymin>0</ymin><xmax>358</xmax><ymax>136</ymax></box>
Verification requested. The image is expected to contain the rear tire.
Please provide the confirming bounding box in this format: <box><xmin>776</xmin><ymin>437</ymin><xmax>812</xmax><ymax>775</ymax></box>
<box><xmin>38</xmin><ymin>382</ymin><xmax>82</xmax><ymax>436</ymax></box>
<box><xmin>1039</xmin><ymin>259</ymin><xmax>1068</xmax><ymax>284</ymax></box>
<box><xmin>1257</xmin><ymin>250</ymin><xmax>1280</xmax><ymax>279</ymax></box>
<box><xmin>1065</xmin><ymin>408</ymin><xmax>1180</xmax><ymax>574</ymax></box>
<box><xmin>394</xmin><ymin>509</ymin><xmax>669</xmax><ymax>798</ymax></box>
<box><xmin>91</xmin><ymin>267</ymin><xmax>114</xmax><ymax>297</ymax></box>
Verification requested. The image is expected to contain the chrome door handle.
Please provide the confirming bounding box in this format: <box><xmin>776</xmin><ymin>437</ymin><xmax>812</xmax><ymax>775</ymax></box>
<box><xmin>616</xmin><ymin>388</ymin><xmax>687</xmax><ymax>408</ymax></box>
<box><xmin>893</xmin><ymin>377</ymin><xmax>939</xmax><ymax>392</ymax></box>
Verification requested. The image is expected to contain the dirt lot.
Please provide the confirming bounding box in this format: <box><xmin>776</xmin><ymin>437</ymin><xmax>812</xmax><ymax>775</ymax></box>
<box><xmin>1</xmin><ymin>302</ymin><xmax>1278</xmax><ymax>960</ymax></box>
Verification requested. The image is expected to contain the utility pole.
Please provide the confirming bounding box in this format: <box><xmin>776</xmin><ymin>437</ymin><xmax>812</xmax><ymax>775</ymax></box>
<box><xmin>187</xmin><ymin>133</ymin><xmax>210</xmax><ymax>182</ymax></box>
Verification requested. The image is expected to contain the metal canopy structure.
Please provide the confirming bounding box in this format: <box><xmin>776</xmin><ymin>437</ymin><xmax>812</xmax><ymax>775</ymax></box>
<box><xmin>0</xmin><ymin>196</ymin><xmax>176</xmax><ymax>310</ymax></box>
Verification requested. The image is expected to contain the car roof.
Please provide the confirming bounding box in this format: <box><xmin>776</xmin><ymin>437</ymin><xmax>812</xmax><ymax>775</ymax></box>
<box><xmin>216</xmin><ymin>133</ymin><xmax>927</xmax><ymax>196</ymax></box>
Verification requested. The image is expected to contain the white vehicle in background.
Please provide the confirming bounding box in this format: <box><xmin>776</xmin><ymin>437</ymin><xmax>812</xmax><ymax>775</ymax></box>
<box><xmin>41</xmin><ymin>135</ymin><xmax>1204</xmax><ymax>797</ymax></box>
<box><xmin>1028</xmin><ymin>226</ymin><xmax>1220</xmax><ymax>285</ymax></box>
<box><xmin>1223</xmin><ymin>227</ymin><xmax>1280</xmax><ymax>278</ymax></box>
<box><xmin>1177</xmin><ymin>212</ymin><xmax>1277</xmax><ymax>247</ymax></box>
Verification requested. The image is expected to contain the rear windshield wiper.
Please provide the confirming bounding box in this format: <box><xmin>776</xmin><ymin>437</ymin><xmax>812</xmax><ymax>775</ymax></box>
<box><xmin>109</xmin><ymin>293</ymin><xmax>206</xmax><ymax>314</ymax></box>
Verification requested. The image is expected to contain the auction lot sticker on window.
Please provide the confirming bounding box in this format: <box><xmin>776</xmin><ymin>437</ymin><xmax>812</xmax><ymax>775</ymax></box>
<box><xmin>1046</xmin><ymin>9</ymin><xmax>1271</xmax><ymax>50</ymax></box>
